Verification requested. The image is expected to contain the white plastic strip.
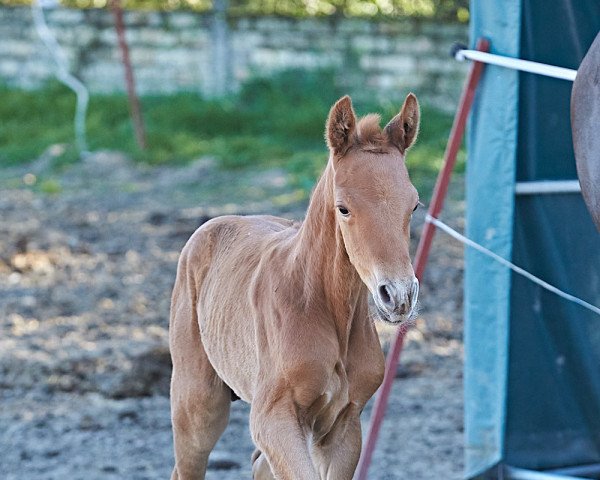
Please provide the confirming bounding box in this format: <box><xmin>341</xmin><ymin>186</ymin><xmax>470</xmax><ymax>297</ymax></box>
<box><xmin>32</xmin><ymin>0</ymin><xmax>89</xmax><ymax>153</ymax></box>
<box><xmin>515</xmin><ymin>180</ymin><xmax>581</xmax><ymax>195</ymax></box>
<box><xmin>426</xmin><ymin>214</ymin><xmax>600</xmax><ymax>317</ymax></box>
<box><xmin>550</xmin><ymin>463</ymin><xmax>600</xmax><ymax>477</ymax></box>
<box><xmin>504</xmin><ymin>465</ymin><xmax>586</xmax><ymax>480</ymax></box>
<box><xmin>455</xmin><ymin>49</ymin><xmax>577</xmax><ymax>81</ymax></box>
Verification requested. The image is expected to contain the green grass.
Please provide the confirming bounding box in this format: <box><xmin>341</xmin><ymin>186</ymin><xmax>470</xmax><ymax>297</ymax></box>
<box><xmin>0</xmin><ymin>71</ymin><xmax>463</xmax><ymax>198</ymax></box>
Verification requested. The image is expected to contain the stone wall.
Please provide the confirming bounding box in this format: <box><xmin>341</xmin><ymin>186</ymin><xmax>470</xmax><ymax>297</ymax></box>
<box><xmin>0</xmin><ymin>6</ymin><xmax>468</xmax><ymax>109</ymax></box>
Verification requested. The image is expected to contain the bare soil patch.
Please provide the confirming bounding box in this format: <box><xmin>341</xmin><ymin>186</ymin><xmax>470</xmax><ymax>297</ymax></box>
<box><xmin>0</xmin><ymin>152</ymin><xmax>465</xmax><ymax>479</ymax></box>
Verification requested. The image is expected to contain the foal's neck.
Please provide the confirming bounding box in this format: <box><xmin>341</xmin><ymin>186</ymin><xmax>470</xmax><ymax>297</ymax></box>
<box><xmin>293</xmin><ymin>160</ymin><xmax>365</xmax><ymax>342</ymax></box>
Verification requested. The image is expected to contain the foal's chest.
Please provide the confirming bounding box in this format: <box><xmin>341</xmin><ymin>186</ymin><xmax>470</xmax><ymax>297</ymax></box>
<box><xmin>304</xmin><ymin>361</ymin><xmax>351</xmax><ymax>439</ymax></box>
<box><xmin>304</xmin><ymin>353</ymin><xmax>382</xmax><ymax>441</ymax></box>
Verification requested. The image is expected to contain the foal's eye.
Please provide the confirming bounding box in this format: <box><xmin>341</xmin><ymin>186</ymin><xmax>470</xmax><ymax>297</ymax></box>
<box><xmin>413</xmin><ymin>201</ymin><xmax>423</xmax><ymax>213</ymax></box>
<box><xmin>337</xmin><ymin>206</ymin><xmax>350</xmax><ymax>216</ymax></box>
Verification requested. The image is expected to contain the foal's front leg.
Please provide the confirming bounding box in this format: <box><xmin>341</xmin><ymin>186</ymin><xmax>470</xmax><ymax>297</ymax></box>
<box><xmin>311</xmin><ymin>403</ymin><xmax>363</xmax><ymax>479</ymax></box>
<box><xmin>250</xmin><ymin>390</ymin><xmax>319</xmax><ymax>480</ymax></box>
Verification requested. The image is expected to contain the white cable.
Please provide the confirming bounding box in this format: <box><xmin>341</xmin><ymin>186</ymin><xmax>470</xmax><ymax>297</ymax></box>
<box><xmin>32</xmin><ymin>0</ymin><xmax>89</xmax><ymax>153</ymax></box>
<box><xmin>426</xmin><ymin>214</ymin><xmax>600</xmax><ymax>317</ymax></box>
<box><xmin>455</xmin><ymin>49</ymin><xmax>577</xmax><ymax>82</ymax></box>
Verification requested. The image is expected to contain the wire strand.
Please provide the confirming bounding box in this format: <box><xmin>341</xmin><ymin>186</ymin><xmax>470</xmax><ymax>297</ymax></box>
<box><xmin>426</xmin><ymin>214</ymin><xmax>600</xmax><ymax>317</ymax></box>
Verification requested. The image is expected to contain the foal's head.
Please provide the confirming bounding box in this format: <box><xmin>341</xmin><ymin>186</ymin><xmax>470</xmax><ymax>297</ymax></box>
<box><xmin>326</xmin><ymin>94</ymin><xmax>420</xmax><ymax>324</ymax></box>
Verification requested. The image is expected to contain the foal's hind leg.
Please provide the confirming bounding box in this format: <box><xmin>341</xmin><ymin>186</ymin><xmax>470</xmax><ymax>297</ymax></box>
<box><xmin>170</xmin><ymin>352</ymin><xmax>230</xmax><ymax>479</ymax></box>
<box><xmin>252</xmin><ymin>449</ymin><xmax>276</xmax><ymax>480</ymax></box>
<box><xmin>170</xmin><ymin>264</ymin><xmax>230</xmax><ymax>479</ymax></box>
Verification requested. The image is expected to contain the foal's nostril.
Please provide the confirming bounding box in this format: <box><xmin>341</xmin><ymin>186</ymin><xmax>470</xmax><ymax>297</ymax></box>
<box><xmin>378</xmin><ymin>283</ymin><xmax>392</xmax><ymax>307</ymax></box>
<box><xmin>397</xmin><ymin>301</ymin><xmax>408</xmax><ymax>315</ymax></box>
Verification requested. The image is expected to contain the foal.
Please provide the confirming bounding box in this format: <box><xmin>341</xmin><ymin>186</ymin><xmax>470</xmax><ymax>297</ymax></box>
<box><xmin>169</xmin><ymin>93</ymin><xmax>421</xmax><ymax>480</ymax></box>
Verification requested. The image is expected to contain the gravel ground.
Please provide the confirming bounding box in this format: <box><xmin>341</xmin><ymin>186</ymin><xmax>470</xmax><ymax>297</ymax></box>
<box><xmin>0</xmin><ymin>151</ymin><xmax>465</xmax><ymax>479</ymax></box>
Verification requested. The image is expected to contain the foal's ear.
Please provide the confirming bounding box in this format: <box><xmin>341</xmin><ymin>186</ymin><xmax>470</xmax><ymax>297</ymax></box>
<box><xmin>326</xmin><ymin>95</ymin><xmax>356</xmax><ymax>157</ymax></box>
<box><xmin>385</xmin><ymin>93</ymin><xmax>420</xmax><ymax>153</ymax></box>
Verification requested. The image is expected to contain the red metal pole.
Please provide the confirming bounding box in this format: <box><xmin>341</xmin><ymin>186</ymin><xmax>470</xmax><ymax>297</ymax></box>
<box><xmin>355</xmin><ymin>37</ymin><xmax>490</xmax><ymax>480</ymax></box>
<box><xmin>111</xmin><ymin>0</ymin><xmax>146</xmax><ymax>150</ymax></box>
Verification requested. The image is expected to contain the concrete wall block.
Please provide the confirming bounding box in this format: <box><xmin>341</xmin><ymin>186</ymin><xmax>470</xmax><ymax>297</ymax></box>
<box><xmin>132</xmin><ymin>28</ymin><xmax>178</xmax><ymax>47</ymax></box>
<box><xmin>441</xmin><ymin>23</ymin><xmax>469</xmax><ymax>40</ymax></box>
<box><xmin>419</xmin><ymin>21</ymin><xmax>457</xmax><ymax>39</ymax></box>
<box><xmin>352</xmin><ymin>34</ymin><xmax>392</xmax><ymax>53</ymax></box>
<box><xmin>152</xmin><ymin>48</ymin><xmax>193</xmax><ymax>67</ymax></box>
<box><xmin>22</xmin><ymin>60</ymin><xmax>56</xmax><ymax>78</ymax></box>
<box><xmin>123</xmin><ymin>10</ymin><xmax>162</xmax><ymax>28</ymax></box>
<box><xmin>366</xmin><ymin>72</ymin><xmax>423</xmax><ymax>92</ymax></box>
<box><xmin>99</xmin><ymin>28</ymin><xmax>118</xmax><ymax>46</ymax></box>
<box><xmin>374</xmin><ymin>20</ymin><xmax>417</xmax><ymax>36</ymax></box>
<box><xmin>55</xmin><ymin>25</ymin><xmax>96</xmax><ymax>47</ymax></box>
<box><xmin>360</xmin><ymin>55</ymin><xmax>416</xmax><ymax>72</ymax></box>
<box><xmin>46</xmin><ymin>7</ymin><xmax>85</xmax><ymax>25</ymax></box>
<box><xmin>255</xmin><ymin>17</ymin><xmax>295</xmax><ymax>32</ymax></box>
<box><xmin>177</xmin><ymin>29</ymin><xmax>209</xmax><ymax>46</ymax></box>
<box><xmin>317</xmin><ymin>35</ymin><xmax>353</xmax><ymax>51</ymax></box>
<box><xmin>392</xmin><ymin>36</ymin><xmax>435</xmax><ymax>54</ymax></box>
<box><xmin>337</xmin><ymin>19</ymin><xmax>373</xmax><ymax>34</ymax></box>
<box><xmin>0</xmin><ymin>59</ymin><xmax>21</xmax><ymax>77</ymax></box>
<box><xmin>83</xmin><ymin>75</ymin><xmax>122</xmax><ymax>93</ymax></box>
<box><xmin>168</xmin><ymin>11</ymin><xmax>200</xmax><ymax>29</ymax></box>
<box><xmin>83</xmin><ymin>61</ymin><xmax>123</xmax><ymax>81</ymax></box>
<box><xmin>0</xmin><ymin>40</ymin><xmax>35</xmax><ymax>56</ymax></box>
<box><xmin>82</xmin><ymin>8</ymin><xmax>115</xmax><ymax>28</ymax></box>
<box><xmin>0</xmin><ymin>6</ymin><xmax>30</xmax><ymax>22</ymax></box>
<box><xmin>260</xmin><ymin>33</ymin><xmax>312</xmax><ymax>50</ymax></box>
<box><xmin>233</xmin><ymin>17</ymin><xmax>254</xmax><ymax>30</ymax></box>
<box><xmin>0</xmin><ymin>6</ymin><xmax>467</xmax><ymax>109</ymax></box>
<box><xmin>231</xmin><ymin>31</ymin><xmax>262</xmax><ymax>50</ymax></box>
<box><xmin>128</xmin><ymin>47</ymin><xmax>161</xmax><ymax>65</ymax></box>
<box><xmin>296</xmin><ymin>18</ymin><xmax>331</xmax><ymax>33</ymax></box>
<box><xmin>418</xmin><ymin>57</ymin><xmax>465</xmax><ymax>74</ymax></box>
<box><xmin>0</xmin><ymin>23</ymin><xmax>33</xmax><ymax>41</ymax></box>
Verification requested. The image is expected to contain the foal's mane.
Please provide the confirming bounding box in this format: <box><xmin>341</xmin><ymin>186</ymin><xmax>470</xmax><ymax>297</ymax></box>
<box><xmin>354</xmin><ymin>114</ymin><xmax>388</xmax><ymax>152</ymax></box>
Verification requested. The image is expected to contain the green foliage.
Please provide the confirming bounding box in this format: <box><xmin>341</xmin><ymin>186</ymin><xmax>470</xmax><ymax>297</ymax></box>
<box><xmin>0</xmin><ymin>70</ymin><xmax>462</xmax><ymax>199</ymax></box>
<box><xmin>39</xmin><ymin>177</ymin><xmax>63</xmax><ymax>194</ymax></box>
<box><xmin>228</xmin><ymin>0</ymin><xmax>468</xmax><ymax>21</ymax></box>
<box><xmin>1</xmin><ymin>0</ymin><xmax>469</xmax><ymax>22</ymax></box>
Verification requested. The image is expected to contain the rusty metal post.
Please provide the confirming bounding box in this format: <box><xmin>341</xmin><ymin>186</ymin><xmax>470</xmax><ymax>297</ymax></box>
<box><xmin>111</xmin><ymin>0</ymin><xmax>146</xmax><ymax>150</ymax></box>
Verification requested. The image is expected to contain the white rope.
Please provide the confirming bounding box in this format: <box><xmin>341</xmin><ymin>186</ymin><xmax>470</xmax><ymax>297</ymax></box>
<box><xmin>32</xmin><ymin>0</ymin><xmax>89</xmax><ymax>153</ymax></box>
<box><xmin>426</xmin><ymin>214</ymin><xmax>600</xmax><ymax>317</ymax></box>
<box><xmin>455</xmin><ymin>49</ymin><xmax>577</xmax><ymax>82</ymax></box>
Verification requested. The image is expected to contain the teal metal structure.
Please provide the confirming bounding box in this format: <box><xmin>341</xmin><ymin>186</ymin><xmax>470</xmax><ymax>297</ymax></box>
<box><xmin>465</xmin><ymin>1</ymin><xmax>600</xmax><ymax>479</ymax></box>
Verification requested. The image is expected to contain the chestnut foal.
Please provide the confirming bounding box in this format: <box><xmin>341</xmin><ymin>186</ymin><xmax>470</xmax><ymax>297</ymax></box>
<box><xmin>169</xmin><ymin>93</ymin><xmax>421</xmax><ymax>479</ymax></box>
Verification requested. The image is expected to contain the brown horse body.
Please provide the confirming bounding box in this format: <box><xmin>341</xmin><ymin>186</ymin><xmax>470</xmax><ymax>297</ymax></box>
<box><xmin>169</xmin><ymin>94</ymin><xmax>421</xmax><ymax>479</ymax></box>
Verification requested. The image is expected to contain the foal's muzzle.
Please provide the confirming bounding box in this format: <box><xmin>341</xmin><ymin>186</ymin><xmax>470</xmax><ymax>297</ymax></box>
<box><xmin>375</xmin><ymin>278</ymin><xmax>419</xmax><ymax>323</ymax></box>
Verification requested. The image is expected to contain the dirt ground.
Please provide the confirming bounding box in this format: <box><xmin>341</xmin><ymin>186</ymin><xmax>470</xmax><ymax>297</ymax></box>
<box><xmin>0</xmin><ymin>151</ymin><xmax>466</xmax><ymax>480</ymax></box>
